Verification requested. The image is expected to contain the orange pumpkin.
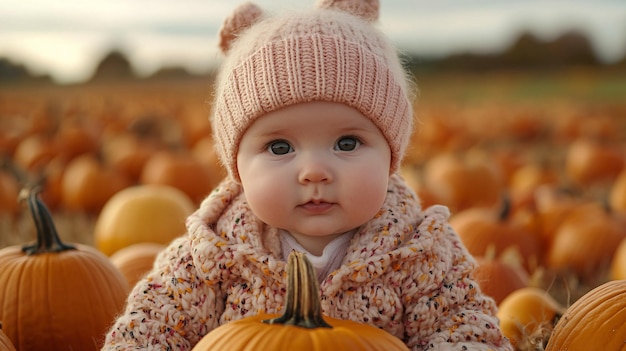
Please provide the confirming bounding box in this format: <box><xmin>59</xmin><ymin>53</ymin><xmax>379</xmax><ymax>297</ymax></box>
<box><xmin>497</xmin><ymin>287</ymin><xmax>564</xmax><ymax>350</ymax></box>
<box><xmin>471</xmin><ymin>256</ymin><xmax>529</xmax><ymax>305</ymax></box>
<box><xmin>140</xmin><ymin>150</ymin><xmax>216</xmax><ymax>204</ymax></box>
<box><xmin>12</xmin><ymin>134</ymin><xmax>57</xmax><ymax>172</ymax></box>
<box><xmin>0</xmin><ymin>188</ymin><xmax>129</xmax><ymax>351</ymax></box>
<box><xmin>529</xmin><ymin>185</ymin><xmax>584</xmax><ymax>248</ymax></box>
<box><xmin>191</xmin><ymin>136</ymin><xmax>228</xmax><ymax>189</ymax></box>
<box><xmin>450</xmin><ymin>199</ymin><xmax>542</xmax><ymax>274</ymax></box>
<box><xmin>0</xmin><ymin>169</ymin><xmax>20</xmax><ymax>218</ymax></box>
<box><xmin>109</xmin><ymin>242</ymin><xmax>166</xmax><ymax>287</ymax></box>
<box><xmin>564</xmin><ymin>138</ymin><xmax>624</xmax><ymax>187</ymax></box>
<box><xmin>545</xmin><ymin>201</ymin><xmax>626</xmax><ymax>280</ymax></box>
<box><xmin>192</xmin><ymin>252</ymin><xmax>409</xmax><ymax>351</ymax></box>
<box><xmin>422</xmin><ymin>151</ymin><xmax>503</xmax><ymax>213</ymax></box>
<box><xmin>545</xmin><ymin>280</ymin><xmax>626</xmax><ymax>350</ymax></box>
<box><xmin>399</xmin><ymin>165</ymin><xmax>439</xmax><ymax>210</ymax></box>
<box><xmin>0</xmin><ymin>116</ymin><xmax>27</xmax><ymax>159</ymax></box>
<box><xmin>508</xmin><ymin>162</ymin><xmax>560</xmax><ymax>207</ymax></box>
<box><xmin>181</xmin><ymin>111</ymin><xmax>213</xmax><ymax>149</ymax></box>
<box><xmin>407</xmin><ymin>113</ymin><xmax>459</xmax><ymax>160</ymax></box>
<box><xmin>37</xmin><ymin>156</ymin><xmax>66</xmax><ymax>211</ymax></box>
<box><xmin>54</xmin><ymin>123</ymin><xmax>99</xmax><ymax>162</ymax></box>
<box><xmin>94</xmin><ymin>184</ymin><xmax>195</xmax><ymax>256</ymax></box>
<box><xmin>101</xmin><ymin>132</ymin><xmax>162</xmax><ymax>182</ymax></box>
<box><xmin>609</xmin><ymin>169</ymin><xmax>626</xmax><ymax>213</ymax></box>
<box><xmin>489</xmin><ymin>148</ymin><xmax>527</xmax><ymax>188</ymax></box>
<box><xmin>61</xmin><ymin>153</ymin><xmax>131</xmax><ymax>213</ymax></box>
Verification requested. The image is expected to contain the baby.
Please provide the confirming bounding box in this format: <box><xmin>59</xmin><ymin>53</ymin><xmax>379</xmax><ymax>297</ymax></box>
<box><xmin>102</xmin><ymin>1</ymin><xmax>512</xmax><ymax>350</ymax></box>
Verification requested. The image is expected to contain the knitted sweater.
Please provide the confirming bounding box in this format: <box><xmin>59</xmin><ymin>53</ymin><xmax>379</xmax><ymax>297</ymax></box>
<box><xmin>102</xmin><ymin>174</ymin><xmax>512</xmax><ymax>350</ymax></box>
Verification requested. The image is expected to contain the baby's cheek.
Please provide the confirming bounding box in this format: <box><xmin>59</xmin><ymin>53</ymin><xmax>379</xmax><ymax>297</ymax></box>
<box><xmin>243</xmin><ymin>181</ymin><xmax>289</xmax><ymax>222</ymax></box>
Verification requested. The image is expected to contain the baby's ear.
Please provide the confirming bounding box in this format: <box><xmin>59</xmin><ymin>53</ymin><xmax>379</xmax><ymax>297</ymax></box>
<box><xmin>315</xmin><ymin>0</ymin><xmax>379</xmax><ymax>22</ymax></box>
<box><xmin>219</xmin><ymin>2</ymin><xmax>264</xmax><ymax>53</ymax></box>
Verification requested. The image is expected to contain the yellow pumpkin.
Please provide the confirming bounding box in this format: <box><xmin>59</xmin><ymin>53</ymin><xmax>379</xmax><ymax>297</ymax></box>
<box><xmin>497</xmin><ymin>287</ymin><xmax>564</xmax><ymax>350</ymax></box>
<box><xmin>545</xmin><ymin>280</ymin><xmax>626</xmax><ymax>350</ymax></box>
<box><xmin>610</xmin><ymin>238</ymin><xmax>626</xmax><ymax>280</ymax></box>
<box><xmin>94</xmin><ymin>184</ymin><xmax>195</xmax><ymax>256</ymax></box>
<box><xmin>109</xmin><ymin>242</ymin><xmax>166</xmax><ymax>287</ymax></box>
<box><xmin>192</xmin><ymin>252</ymin><xmax>409</xmax><ymax>351</ymax></box>
<box><xmin>0</xmin><ymin>188</ymin><xmax>129</xmax><ymax>351</ymax></box>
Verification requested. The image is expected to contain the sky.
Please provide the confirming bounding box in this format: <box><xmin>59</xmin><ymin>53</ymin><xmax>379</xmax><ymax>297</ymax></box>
<box><xmin>1</xmin><ymin>0</ymin><xmax>626</xmax><ymax>84</ymax></box>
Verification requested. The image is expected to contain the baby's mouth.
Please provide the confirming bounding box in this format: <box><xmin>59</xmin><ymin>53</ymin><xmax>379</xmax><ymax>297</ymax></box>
<box><xmin>299</xmin><ymin>200</ymin><xmax>334</xmax><ymax>213</ymax></box>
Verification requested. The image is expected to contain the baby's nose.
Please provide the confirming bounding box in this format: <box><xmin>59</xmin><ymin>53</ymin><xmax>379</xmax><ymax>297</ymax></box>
<box><xmin>298</xmin><ymin>153</ymin><xmax>333</xmax><ymax>183</ymax></box>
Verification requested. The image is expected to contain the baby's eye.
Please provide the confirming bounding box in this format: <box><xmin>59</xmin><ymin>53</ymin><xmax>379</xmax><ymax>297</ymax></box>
<box><xmin>335</xmin><ymin>136</ymin><xmax>360</xmax><ymax>151</ymax></box>
<box><xmin>268</xmin><ymin>140</ymin><xmax>293</xmax><ymax>155</ymax></box>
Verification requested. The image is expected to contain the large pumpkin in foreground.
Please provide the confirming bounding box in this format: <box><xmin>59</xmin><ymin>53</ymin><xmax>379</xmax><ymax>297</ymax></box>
<box><xmin>545</xmin><ymin>279</ymin><xmax>626</xmax><ymax>351</ymax></box>
<box><xmin>0</xmin><ymin>189</ymin><xmax>129</xmax><ymax>351</ymax></box>
<box><xmin>192</xmin><ymin>252</ymin><xmax>409</xmax><ymax>351</ymax></box>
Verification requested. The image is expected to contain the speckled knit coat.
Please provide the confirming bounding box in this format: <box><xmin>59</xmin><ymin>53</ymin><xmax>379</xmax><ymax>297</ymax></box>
<box><xmin>102</xmin><ymin>174</ymin><xmax>512</xmax><ymax>350</ymax></box>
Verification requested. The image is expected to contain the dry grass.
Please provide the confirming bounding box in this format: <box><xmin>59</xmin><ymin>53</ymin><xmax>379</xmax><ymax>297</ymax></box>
<box><xmin>1</xmin><ymin>211</ymin><xmax>96</xmax><ymax>249</ymax></box>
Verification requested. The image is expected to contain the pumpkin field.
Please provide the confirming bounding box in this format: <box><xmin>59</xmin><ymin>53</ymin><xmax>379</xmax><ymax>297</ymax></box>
<box><xmin>1</xmin><ymin>67</ymin><xmax>626</xmax><ymax>350</ymax></box>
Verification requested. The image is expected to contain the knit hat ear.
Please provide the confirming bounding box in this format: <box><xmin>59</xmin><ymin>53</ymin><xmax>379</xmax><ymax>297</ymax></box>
<box><xmin>219</xmin><ymin>2</ymin><xmax>264</xmax><ymax>53</ymax></box>
<box><xmin>315</xmin><ymin>0</ymin><xmax>379</xmax><ymax>22</ymax></box>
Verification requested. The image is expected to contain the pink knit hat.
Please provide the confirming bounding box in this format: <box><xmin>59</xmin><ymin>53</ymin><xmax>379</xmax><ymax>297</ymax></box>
<box><xmin>211</xmin><ymin>0</ymin><xmax>414</xmax><ymax>181</ymax></box>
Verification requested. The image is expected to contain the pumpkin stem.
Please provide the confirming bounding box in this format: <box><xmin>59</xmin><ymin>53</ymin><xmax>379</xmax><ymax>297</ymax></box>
<box><xmin>498</xmin><ymin>193</ymin><xmax>511</xmax><ymax>221</ymax></box>
<box><xmin>263</xmin><ymin>251</ymin><xmax>332</xmax><ymax>329</ymax></box>
<box><xmin>21</xmin><ymin>187</ymin><xmax>76</xmax><ymax>255</ymax></box>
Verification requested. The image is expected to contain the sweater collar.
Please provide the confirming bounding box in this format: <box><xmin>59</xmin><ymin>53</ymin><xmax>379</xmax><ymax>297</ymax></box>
<box><xmin>187</xmin><ymin>174</ymin><xmax>426</xmax><ymax>287</ymax></box>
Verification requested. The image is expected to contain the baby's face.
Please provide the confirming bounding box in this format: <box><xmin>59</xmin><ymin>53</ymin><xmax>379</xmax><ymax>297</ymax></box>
<box><xmin>237</xmin><ymin>101</ymin><xmax>391</xmax><ymax>254</ymax></box>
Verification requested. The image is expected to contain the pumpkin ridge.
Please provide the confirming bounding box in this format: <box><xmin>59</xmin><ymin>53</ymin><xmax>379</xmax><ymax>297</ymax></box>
<box><xmin>545</xmin><ymin>280</ymin><xmax>626</xmax><ymax>350</ymax></box>
<box><xmin>72</xmin><ymin>249</ymin><xmax>127</xmax><ymax>331</ymax></box>
<box><xmin>568</xmin><ymin>283</ymin><xmax>624</xmax><ymax>334</ymax></box>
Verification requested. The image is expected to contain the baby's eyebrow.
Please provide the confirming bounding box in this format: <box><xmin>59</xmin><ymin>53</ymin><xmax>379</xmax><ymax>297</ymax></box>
<box><xmin>255</xmin><ymin>130</ymin><xmax>289</xmax><ymax>139</ymax></box>
<box><xmin>336</xmin><ymin>125</ymin><xmax>380</xmax><ymax>135</ymax></box>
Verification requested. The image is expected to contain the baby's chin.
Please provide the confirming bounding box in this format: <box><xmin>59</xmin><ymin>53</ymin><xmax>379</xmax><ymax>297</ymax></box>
<box><xmin>282</xmin><ymin>225</ymin><xmax>360</xmax><ymax>241</ymax></box>
<box><xmin>282</xmin><ymin>223</ymin><xmax>360</xmax><ymax>236</ymax></box>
